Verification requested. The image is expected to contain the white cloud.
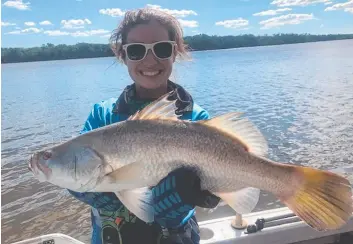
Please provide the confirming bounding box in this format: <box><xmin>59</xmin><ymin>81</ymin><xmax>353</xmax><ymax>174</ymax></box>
<box><xmin>5</xmin><ymin>30</ymin><xmax>22</xmax><ymax>35</ymax></box>
<box><xmin>44</xmin><ymin>30</ymin><xmax>70</xmax><ymax>36</ymax></box>
<box><xmin>99</xmin><ymin>8</ymin><xmax>125</xmax><ymax>17</ymax></box>
<box><xmin>88</xmin><ymin>29</ymin><xmax>110</xmax><ymax>35</ymax></box>
<box><xmin>70</xmin><ymin>32</ymin><xmax>93</xmax><ymax>37</ymax></box>
<box><xmin>271</xmin><ymin>0</ymin><xmax>331</xmax><ymax>7</ymax></box>
<box><xmin>42</xmin><ymin>29</ymin><xmax>110</xmax><ymax>37</ymax></box>
<box><xmin>5</xmin><ymin>27</ymin><xmax>42</xmax><ymax>34</ymax></box>
<box><xmin>22</xmin><ymin>27</ymin><xmax>41</xmax><ymax>33</ymax></box>
<box><xmin>24</xmin><ymin>21</ymin><xmax>35</xmax><ymax>26</ymax></box>
<box><xmin>259</xmin><ymin>13</ymin><xmax>314</xmax><ymax>29</ymax></box>
<box><xmin>71</xmin><ymin>29</ymin><xmax>110</xmax><ymax>37</ymax></box>
<box><xmin>146</xmin><ymin>4</ymin><xmax>197</xmax><ymax>18</ymax></box>
<box><xmin>177</xmin><ymin>19</ymin><xmax>198</xmax><ymax>28</ymax></box>
<box><xmin>215</xmin><ymin>18</ymin><xmax>249</xmax><ymax>29</ymax></box>
<box><xmin>253</xmin><ymin>8</ymin><xmax>292</xmax><ymax>16</ymax></box>
<box><xmin>39</xmin><ymin>20</ymin><xmax>53</xmax><ymax>26</ymax></box>
<box><xmin>3</xmin><ymin>0</ymin><xmax>30</xmax><ymax>10</ymax></box>
<box><xmin>101</xmin><ymin>34</ymin><xmax>111</xmax><ymax>38</ymax></box>
<box><xmin>61</xmin><ymin>19</ymin><xmax>92</xmax><ymax>29</ymax></box>
<box><xmin>324</xmin><ymin>1</ymin><xmax>333</xmax><ymax>4</ymax></box>
<box><xmin>325</xmin><ymin>0</ymin><xmax>353</xmax><ymax>13</ymax></box>
<box><xmin>1</xmin><ymin>21</ymin><xmax>16</xmax><ymax>26</ymax></box>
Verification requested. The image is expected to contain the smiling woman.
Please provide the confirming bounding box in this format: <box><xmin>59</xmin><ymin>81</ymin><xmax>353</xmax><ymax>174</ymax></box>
<box><xmin>67</xmin><ymin>6</ymin><xmax>220</xmax><ymax>244</ymax></box>
<box><xmin>109</xmin><ymin>8</ymin><xmax>191</xmax><ymax>99</ymax></box>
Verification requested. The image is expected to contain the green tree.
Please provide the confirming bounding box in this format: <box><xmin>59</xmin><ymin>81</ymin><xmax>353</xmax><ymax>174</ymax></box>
<box><xmin>2</xmin><ymin>34</ymin><xmax>353</xmax><ymax>63</ymax></box>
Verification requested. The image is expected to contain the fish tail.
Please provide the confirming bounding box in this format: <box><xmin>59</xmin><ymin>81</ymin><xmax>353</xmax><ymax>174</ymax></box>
<box><xmin>278</xmin><ymin>166</ymin><xmax>353</xmax><ymax>231</ymax></box>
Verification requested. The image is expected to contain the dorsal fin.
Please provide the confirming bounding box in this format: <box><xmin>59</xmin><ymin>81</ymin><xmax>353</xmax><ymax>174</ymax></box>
<box><xmin>128</xmin><ymin>91</ymin><xmax>180</xmax><ymax>121</ymax></box>
<box><xmin>198</xmin><ymin>112</ymin><xmax>268</xmax><ymax>157</ymax></box>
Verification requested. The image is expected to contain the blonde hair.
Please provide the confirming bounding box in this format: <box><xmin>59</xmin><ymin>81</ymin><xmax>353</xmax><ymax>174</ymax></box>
<box><xmin>109</xmin><ymin>7</ymin><xmax>190</xmax><ymax>63</ymax></box>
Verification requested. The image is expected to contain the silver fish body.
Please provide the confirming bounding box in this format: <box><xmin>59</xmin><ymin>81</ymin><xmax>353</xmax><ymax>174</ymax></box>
<box><xmin>86</xmin><ymin>119</ymin><xmax>291</xmax><ymax>195</ymax></box>
<box><xmin>28</xmin><ymin>92</ymin><xmax>353</xmax><ymax>232</ymax></box>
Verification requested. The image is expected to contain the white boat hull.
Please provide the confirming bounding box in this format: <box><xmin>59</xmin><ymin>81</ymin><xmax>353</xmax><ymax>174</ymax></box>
<box><xmin>199</xmin><ymin>207</ymin><xmax>353</xmax><ymax>244</ymax></box>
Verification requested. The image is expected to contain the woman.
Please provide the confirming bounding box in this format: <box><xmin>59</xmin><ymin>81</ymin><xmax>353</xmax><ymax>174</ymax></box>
<box><xmin>68</xmin><ymin>7</ymin><xmax>220</xmax><ymax>244</ymax></box>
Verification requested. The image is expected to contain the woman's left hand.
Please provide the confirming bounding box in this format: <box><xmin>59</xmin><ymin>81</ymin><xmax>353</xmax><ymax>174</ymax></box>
<box><xmin>151</xmin><ymin>167</ymin><xmax>221</xmax><ymax>229</ymax></box>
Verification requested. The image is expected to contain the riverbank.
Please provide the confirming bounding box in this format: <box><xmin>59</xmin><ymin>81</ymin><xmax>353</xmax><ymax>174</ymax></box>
<box><xmin>2</xmin><ymin>33</ymin><xmax>353</xmax><ymax>64</ymax></box>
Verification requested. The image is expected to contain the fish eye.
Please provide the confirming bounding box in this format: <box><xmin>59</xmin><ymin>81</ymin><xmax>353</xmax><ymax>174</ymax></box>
<box><xmin>42</xmin><ymin>151</ymin><xmax>52</xmax><ymax>160</ymax></box>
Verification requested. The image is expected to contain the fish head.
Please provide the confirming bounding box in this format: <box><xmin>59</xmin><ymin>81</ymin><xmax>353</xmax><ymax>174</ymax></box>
<box><xmin>28</xmin><ymin>143</ymin><xmax>109</xmax><ymax>192</ymax></box>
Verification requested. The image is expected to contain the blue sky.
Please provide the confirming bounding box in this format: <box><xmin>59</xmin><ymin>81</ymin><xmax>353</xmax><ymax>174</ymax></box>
<box><xmin>1</xmin><ymin>0</ymin><xmax>353</xmax><ymax>48</ymax></box>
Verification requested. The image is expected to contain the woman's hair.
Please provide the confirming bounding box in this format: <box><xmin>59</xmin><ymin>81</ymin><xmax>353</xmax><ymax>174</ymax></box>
<box><xmin>109</xmin><ymin>7</ymin><xmax>190</xmax><ymax>63</ymax></box>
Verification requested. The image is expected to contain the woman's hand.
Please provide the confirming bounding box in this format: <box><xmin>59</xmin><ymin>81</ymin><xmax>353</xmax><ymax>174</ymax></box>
<box><xmin>151</xmin><ymin>167</ymin><xmax>221</xmax><ymax>229</ymax></box>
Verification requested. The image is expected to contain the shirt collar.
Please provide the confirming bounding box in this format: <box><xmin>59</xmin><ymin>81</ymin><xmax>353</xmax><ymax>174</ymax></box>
<box><xmin>113</xmin><ymin>80</ymin><xmax>194</xmax><ymax>116</ymax></box>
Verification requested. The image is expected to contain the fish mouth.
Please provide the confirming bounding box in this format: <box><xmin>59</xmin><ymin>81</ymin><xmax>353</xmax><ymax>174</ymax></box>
<box><xmin>28</xmin><ymin>154</ymin><xmax>36</xmax><ymax>172</ymax></box>
<box><xmin>37</xmin><ymin>161</ymin><xmax>52</xmax><ymax>179</ymax></box>
<box><xmin>28</xmin><ymin>153</ymin><xmax>52</xmax><ymax>180</ymax></box>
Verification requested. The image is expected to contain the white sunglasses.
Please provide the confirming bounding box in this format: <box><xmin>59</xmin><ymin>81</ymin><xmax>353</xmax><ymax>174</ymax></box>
<box><xmin>122</xmin><ymin>41</ymin><xmax>176</xmax><ymax>61</ymax></box>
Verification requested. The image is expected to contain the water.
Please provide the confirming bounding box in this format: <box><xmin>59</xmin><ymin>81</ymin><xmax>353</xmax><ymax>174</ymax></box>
<box><xmin>2</xmin><ymin>39</ymin><xmax>353</xmax><ymax>243</ymax></box>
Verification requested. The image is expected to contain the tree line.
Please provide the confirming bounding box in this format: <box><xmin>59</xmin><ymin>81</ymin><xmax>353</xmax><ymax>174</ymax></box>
<box><xmin>2</xmin><ymin>33</ymin><xmax>353</xmax><ymax>63</ymax></box>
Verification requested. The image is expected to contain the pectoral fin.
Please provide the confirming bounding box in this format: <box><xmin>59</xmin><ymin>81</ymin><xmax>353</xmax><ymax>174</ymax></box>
<box><xmin>215</xmin><ymin>187</ymin><xmax>260</xmax><ymax>214</ymax></box>
<box><xmin>97</xmin><ymin>162</ymin><xmax>149</xmax><ymax>192</ymax></box>
<box><xmin>115</xmin><ymin>187</ymin><xmax>155</xmax><ymax>223</ymax></box>
<box><xmin>103</xmin><ymin>162</ymin><xmax>145</xmax><ymax>186</ymax></box>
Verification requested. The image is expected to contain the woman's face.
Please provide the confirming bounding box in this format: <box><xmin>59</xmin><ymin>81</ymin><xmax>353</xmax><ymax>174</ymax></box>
<box><xmin>124</xmin><ymin>20</ymin><xmax>176</xmax><ymax>91</ymax></box>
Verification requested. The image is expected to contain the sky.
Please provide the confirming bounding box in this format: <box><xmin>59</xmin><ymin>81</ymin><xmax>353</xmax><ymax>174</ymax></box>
<box><xmin>1</xmin><ymin>0</ymin><xmax>353</xmax><ymax>48</ymax></box>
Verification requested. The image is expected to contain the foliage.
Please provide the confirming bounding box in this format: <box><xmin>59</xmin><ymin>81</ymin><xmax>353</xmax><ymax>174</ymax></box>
<box><xmin>2</xmin><ymin>33</ymin><xmax>353</xmax><ymax>63</ymax></box>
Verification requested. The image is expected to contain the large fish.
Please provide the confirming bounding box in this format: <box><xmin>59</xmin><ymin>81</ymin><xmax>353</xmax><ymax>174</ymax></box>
<box><xmin>28</xmin><ymin>92</ymin><xmax>353</xmax><ymax>231</ymax></box>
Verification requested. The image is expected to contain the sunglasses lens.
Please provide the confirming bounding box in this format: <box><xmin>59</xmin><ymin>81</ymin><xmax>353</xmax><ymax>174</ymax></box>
<box><xmin>126</xmin><ymin>44</ymin><xmax>146</xmax><ymax>61</ymax></box>
<box><xmin>154</xmin><ymin>42</ymin><xmax>173</xmax><ymax>59</ymax></box>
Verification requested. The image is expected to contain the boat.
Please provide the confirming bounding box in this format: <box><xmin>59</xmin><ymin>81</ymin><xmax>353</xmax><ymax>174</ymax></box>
<box><xmin>10</xmin><ymin>166</ymin><xmax>353</xmax><ymax>244</ymax></box>
<box><xmin>10</xmin><ymin>208</ymin><xmax>353</xmax><ymax>244</ymax></box>
<box><xmin>198</xmin><ymin>206</ymin><xmax>353</xmax><ymax>244</ymax></box>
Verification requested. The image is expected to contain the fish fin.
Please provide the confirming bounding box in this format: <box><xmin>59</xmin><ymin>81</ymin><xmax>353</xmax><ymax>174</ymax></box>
<box><xmin>214</xmin><ymin>187</ymin><xmax>260</xmax><ymax>214</ymax></box>
<box><xmin>115</xmin><ymin>187</ymin><xmax>155</xmax><ymax>223</ymax></box>
<box><xmin>128</xmin><ymin>91</ymin><xmax>180</xmax><ymax>121</ymax></box>
<box><xmin>98</xmin><ymin>162</ymin><xmax>149</xmax><ymax>192</ymax></box>
<box><xmin>198</xmin><ymin>113</ymin><xmax>268</xmax><ymax>157</ymax></box>
<box><xmin>278</xmin><ymin>165</ymin><xmax>353</xmax><ymax>231</ymax></box>
<box><xmin>104</xmin><ymin>162</ymin><xmax>142</xmax><ymax>184</ymax></box>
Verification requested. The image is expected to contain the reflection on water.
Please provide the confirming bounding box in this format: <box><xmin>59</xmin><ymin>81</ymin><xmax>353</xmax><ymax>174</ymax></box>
<box><xmin>2</xmin><ymin>40</ymin><xmax>353</xmax><ymax>243</ymax></box>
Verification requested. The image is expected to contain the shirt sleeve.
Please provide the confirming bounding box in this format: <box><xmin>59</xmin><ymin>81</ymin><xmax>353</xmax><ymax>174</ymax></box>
<box><xmin>191</xmin><ymin>103</ymin><xmax>211</xmax><ymax>121</ymax></box>
<box><xmin>194</xmin><ymin>109</ymin><xmax>210</xmax><ymax>121</ymax></box>
<box><xmin>81</xmin><ymin>102</ymin><xmax>104</xmax><ymax>134</ymax></box>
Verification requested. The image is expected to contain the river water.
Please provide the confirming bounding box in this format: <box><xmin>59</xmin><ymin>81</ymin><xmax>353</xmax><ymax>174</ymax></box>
<box><xmin>2</xmin><ymin>39</ymin><xmax>353</xmax><ymax>243</ymax></box>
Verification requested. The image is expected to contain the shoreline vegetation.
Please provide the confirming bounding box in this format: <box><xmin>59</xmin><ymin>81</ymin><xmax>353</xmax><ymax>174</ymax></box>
<box><xmin>2</xmin><ymin>33</ymin><xmax>353</xmax><ymax>64</ymax></box>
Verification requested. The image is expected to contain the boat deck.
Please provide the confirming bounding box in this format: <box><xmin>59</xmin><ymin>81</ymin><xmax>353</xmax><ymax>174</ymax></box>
<box><xmin>198</xmin><ymin>207</ymin><xmax>353</xmax><ymax>244</ymax></box>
